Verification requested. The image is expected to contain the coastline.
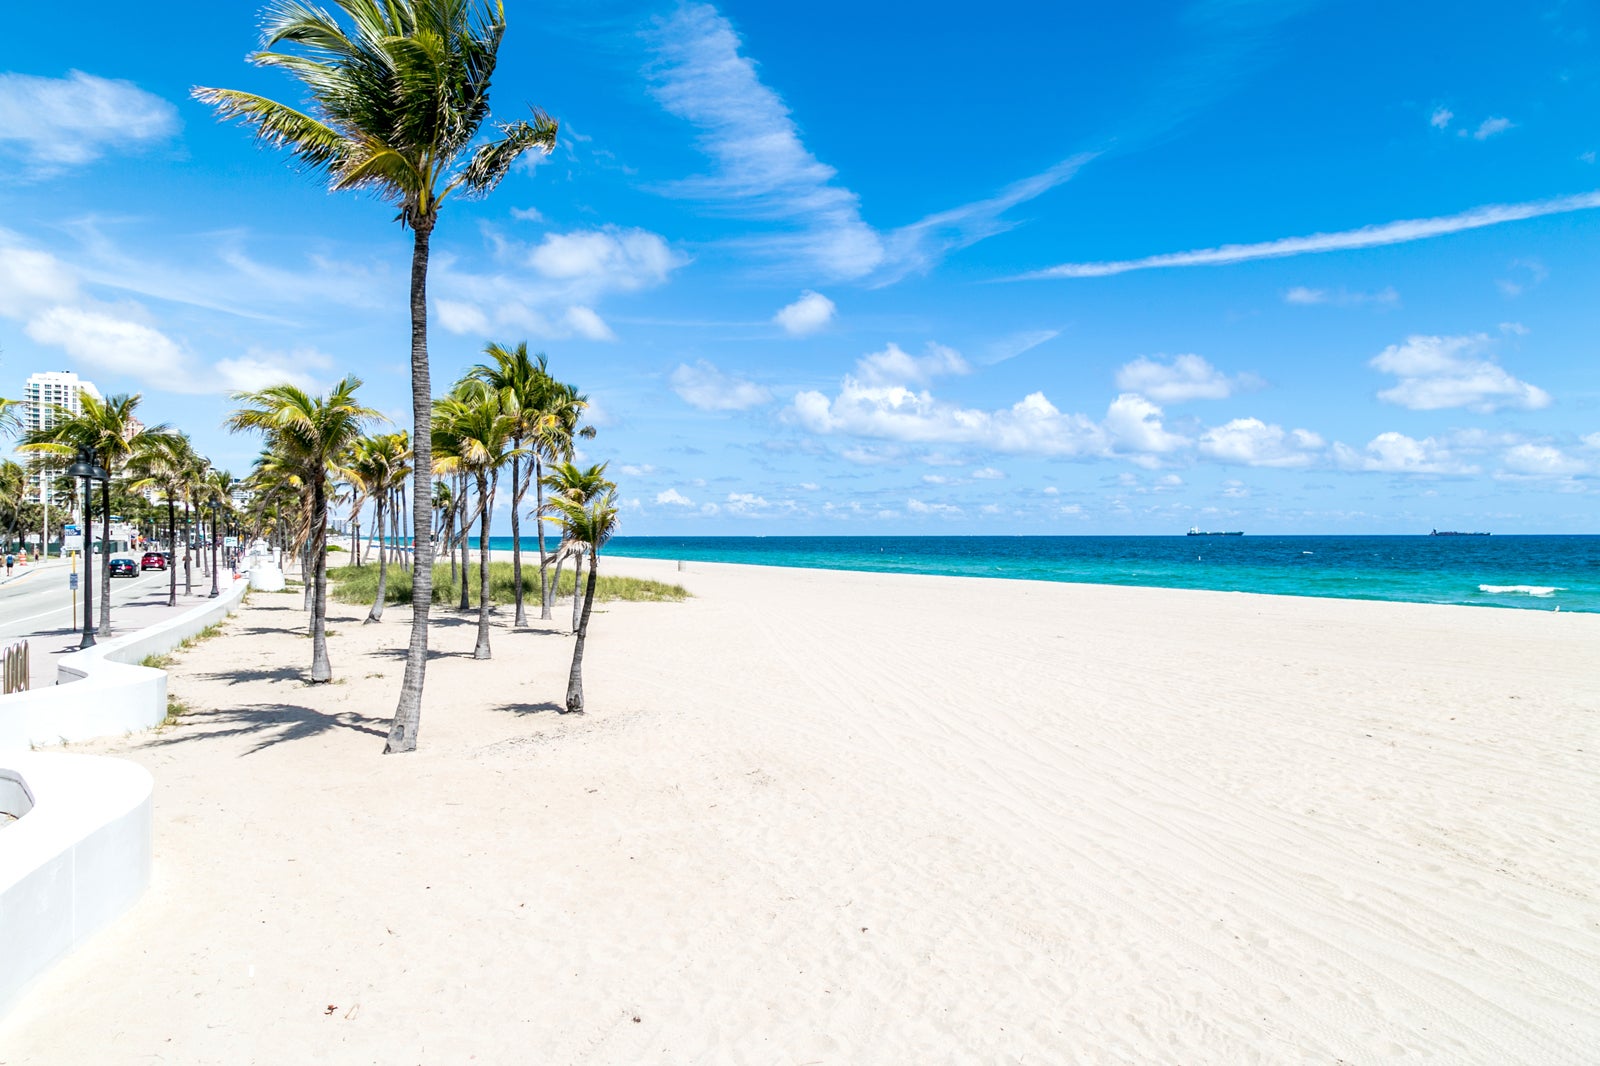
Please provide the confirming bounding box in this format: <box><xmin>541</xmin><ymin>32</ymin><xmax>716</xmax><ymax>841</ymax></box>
<box><xmin>6</xmin><ymin>557</ymin><xmax>1594</xmax><ymax>1061</ymax></box>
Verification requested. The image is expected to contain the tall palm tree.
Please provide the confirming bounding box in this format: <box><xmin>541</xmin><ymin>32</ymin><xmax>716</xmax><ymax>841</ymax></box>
<box><xmin>432</xmin><ymin>382</ymin><xmax>513</xmax><ymax>660</ymax></box>
<box><xmin>532</xmin><ymin>380</ymin><xmax>595</xmax><ymax>617</ymax></box>
<box><xmin>468</xmin><ymin>341</ymin><xmax>551</xmax><ymax>627</ymax></box>
<box><xmin>196</xmin><ymin>0</ymin><xmax>558</xmax><ymax>753</ymax></box>
<box><xmin>347</xmin><ymin>432</ymin><xmax>411</xmax><ymax>623</ymax></box>
<box><xmin>128</xmin><ymin>434</ymin><xmax>200</xmax><ymax>607</ymax></box>
<box><xmin>542</xmin><ymin>461</ymin><xmax>612</xmax><ymax>633</ymax></box>
<box><xmin>20</xmin><ymin>393</ymin><xmax>169</xmax><ymax>634</ymax></box>
<box><xmin>547</xmin><ymin>488</ymin><xmax>619</xmax><ymax>715</ymax></box>
<box><xmin>227</xmin><ymin>377</ymin><xmax>380</xmax><ymax>682</ymax></box>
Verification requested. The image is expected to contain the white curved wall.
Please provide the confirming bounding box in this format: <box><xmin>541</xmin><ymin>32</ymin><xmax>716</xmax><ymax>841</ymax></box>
<box><xmin>0</xmin><ymin>575</ymin><xmax>247</xmax><ymax>750</ymax></box>
<box><xmin>0</xmin><ymin>751</ymin><xmax>153</xmax><ymax>1018</ymax></box>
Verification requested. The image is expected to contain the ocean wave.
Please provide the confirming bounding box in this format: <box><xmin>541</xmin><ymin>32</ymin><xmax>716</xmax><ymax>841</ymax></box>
<box><xmin>1479</xmin><ymin>584</ymin><xmax>1564</xmax><ymax>598</ymax></box>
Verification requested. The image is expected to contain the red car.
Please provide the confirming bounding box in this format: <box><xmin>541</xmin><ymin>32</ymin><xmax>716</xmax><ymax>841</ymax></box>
<box><xmin>141</xmin><ymin>551</ymin><xmax>167</xmax><ymax>571</ymax></box>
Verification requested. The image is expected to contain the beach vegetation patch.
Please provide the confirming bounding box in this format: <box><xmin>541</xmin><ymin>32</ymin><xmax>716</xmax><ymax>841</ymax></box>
<box><xmin>328</xmin><ymin>562</ymin><xmax>687</xmax><ymax>607</ymax></box>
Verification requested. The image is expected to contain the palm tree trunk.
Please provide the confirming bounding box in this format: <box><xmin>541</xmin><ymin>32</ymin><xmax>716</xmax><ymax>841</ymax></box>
<box><xmin>474</xmin><ymin>472</ymin><xmax>493</xmax><ymax>659</ymax></box>
<box><xmin>571</xmin><ymin>550</ymin><xmax>583</xmax><ymax>633</ymax></box>
<box><xmin>535</xmin><ymin>456</ymin><xmax>551</xmax><ymax>619</ymax></box>
<box><xmin>386</xmin><ymin>219</ymin><xmax>435</xmax><ymax>754</ymax></box>
<box><xmin>167</xmin><ymin>500</ymin><xmax>177</xmax><ymax>607</ymax></box>
<box><xmin>366</xmin><ymin>493</ymin><xmax>386</xmax><ymax>623</ymax></box>
<box><xmin>551</xmin><ymin>548</ymin><xmax>567</xmax><ymax>623</ymax></box>
<box><xmin>509</xmin><ymin>452</ymin><xmax>527</xmax><ymax>627</ymax></box>
<box><xmin>302</xmin><ymin>543</ymin><xmax>313</xmax><ymax>615</ymax></box>
<box><xmin>98</xmin><ymin>476</ymin><xmax>111</xmax><ymax>635</ymax></box>
<box><xmin>564</xmin><ymin>550</ymin><xmax>600</xmax><ymax>714</ymax></box>
<box><xmin>458</xmin><ymin>475</ymin><xmax>472</xmax><ymax>612</ymax></box>
<box><xmin>309</xmin><ymin>476</ymin><xmax>332</xmax><ymax>682</ymax></box>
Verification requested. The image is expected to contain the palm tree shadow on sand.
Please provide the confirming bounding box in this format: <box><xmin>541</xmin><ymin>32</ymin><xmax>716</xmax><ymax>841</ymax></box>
<box><xmin>492</xmin><ymin>700</ymin><xmax>563</xmax><ymax>716</ymax></box>
<box><xmin>149</xmin><ymin>703</ymin><xmax>388</xmax><ymax>755</ymax></box>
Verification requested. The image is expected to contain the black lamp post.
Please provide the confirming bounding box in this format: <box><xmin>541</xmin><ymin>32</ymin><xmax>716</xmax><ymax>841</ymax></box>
<box><xmin>65</xmin><ymin>447</ymin><xmax>107</xmax><ymax>649</ymax></box>
<box><xmin>208</xmin><ymin>501</ymin><xmax>221</xmax><ymax>598</ymax></box>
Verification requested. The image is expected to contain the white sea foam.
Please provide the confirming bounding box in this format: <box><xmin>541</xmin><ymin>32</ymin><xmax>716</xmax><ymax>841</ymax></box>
<box><xmin>1479</xmin><ymin>584</ymin><xmax>1563</xmax><ymax>598</ymax></box>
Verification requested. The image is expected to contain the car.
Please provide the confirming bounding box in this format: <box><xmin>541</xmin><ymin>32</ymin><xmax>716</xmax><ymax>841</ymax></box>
<box><xmin>141</xmin><ymin>551</ymin><xmax>167</xmax><ymax>571</ymax></box>
<box><xmin>109</xmin><ymin>557</ymin><xmax>139</xmax><ymax>578</ymax></box>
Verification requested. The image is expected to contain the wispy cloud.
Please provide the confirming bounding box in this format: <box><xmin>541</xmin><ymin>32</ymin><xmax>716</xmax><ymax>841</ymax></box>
<box><xmin>670</xmin><ymin>360</ymin><xmax>772</xmax><ymax>411</ymax></box>
<box><xmin>1468</xmin><ymin>116</ymin><xmax>1514</xmax><ymax>140</ymax></box>
<box><xmin>1015</xmin><ymin>191</ymin><xmax>1600</xmax><ymax>279</ymax></box>
<box><xmin>1283</xmin><ymin>285</ymin><xmax>1399</xmax><ymax>308</ymax></box>
<box><xmin>644</xmin><ymin>3</ymin><xmax>1082</xmax><ymax>282</ymax></box>
<box><xmin>0</xmin><ymin>70</ymin><xmax>179</xmax><ymax>176</ymax></box>
<box><xmin>1115</xmin><ymin>354</ymin><xmax>1259</xmax><ymax>403</ymax></box>
<box><xmin>1429</xmin><ymin>106</ymin><xmax>1454</xmax><ymax>129</ymax></box>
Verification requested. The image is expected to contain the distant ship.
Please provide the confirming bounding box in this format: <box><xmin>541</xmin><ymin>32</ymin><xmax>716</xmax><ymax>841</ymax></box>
<box><xmin>1429</xmin><ymin>529</ymin><xmax>1490</xmax><ymax>536</ymax></box>
<box><xmin>1187</xmin><ymin>527</ymin><xmax>1243</xmax><ymax>536</ymax></box>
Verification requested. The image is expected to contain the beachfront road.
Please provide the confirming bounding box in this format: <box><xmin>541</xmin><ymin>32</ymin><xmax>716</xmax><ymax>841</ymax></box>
<box><xmin>0</xmin><ymin>561</ymin><xmax>214</xmax><ymax>684</ymax></box>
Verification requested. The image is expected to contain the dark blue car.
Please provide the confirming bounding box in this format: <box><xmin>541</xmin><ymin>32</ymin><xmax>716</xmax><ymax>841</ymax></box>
<box><xmin>109</xmin><ymin>557</ymin><xmax>139</xmax><ymax>578</ymax></box>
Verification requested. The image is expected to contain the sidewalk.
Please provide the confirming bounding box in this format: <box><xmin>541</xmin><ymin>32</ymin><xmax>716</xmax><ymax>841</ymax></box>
<box><xmin>0</xmin><ymin>557</ymin><xmax>71</xmax><ymax>587</ymax></box>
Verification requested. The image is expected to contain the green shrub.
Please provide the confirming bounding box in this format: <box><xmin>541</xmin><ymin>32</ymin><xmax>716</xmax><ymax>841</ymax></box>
<box><xmin>327</xmin><ymin>561</ymin><xmax>688</xmax><ymax>607</ymax></box>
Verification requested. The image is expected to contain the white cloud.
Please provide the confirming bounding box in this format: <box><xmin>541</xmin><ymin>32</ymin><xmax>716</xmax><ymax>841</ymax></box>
<box><xmin>0</xmin><ymin>70</ymin><xmax>179</xmax><ymax>174</ymax></box>
<box><xmin>1470</xmin><ymin>116</ymin><xmax>1513</xmax><ymax>140</ymax></box>
<box><xmin>529</xmin><ymin>227</ymin><xmax>686</xmax><ymax>290</ymax></box>
<box><xmin>1115</xmin><ymin>354</ymin><xmax>1247</xmax><ymax>402</ymax></box>
<box><xmin>1333</xmin><ymin>432</ymin><xmax>1477</xmax><ymax>474</ymax></box>
<box><xmin>980</xmin><ymin>329</ymin><xmax>1059</xmax><ymax>365</ymax></box>
<box><xmin>644</xmin><ymin>4</ymin><xmax>1082</xmax><ymax>282</ymax></box>
<box><xmin>1583</xmin><ymin>433</ymin><xmax>1600</xmax><ymax>450</ymax></box>
<box><xmin>1282</xmin><ymin>285</ymin><xmax>1399</xmax><ymax>308</ymax></box>
<box><xmin>1370</xmin><ymin>334</ymin><xmax>1550</xmax><ymax>412</ymax></box>
<box><xmin>1496</xmin><ymin>258</ymin><xmax>1547</xmax><ymax>298</ymax></box>
<box><xmin>1198</xmin><ymin>418</ymin><xmax>1324</xmax><ymax>468</ymax></box>
<box><xmin>670</xmin><ymin>360</ymin><xmax>772</xmax><ymax>411</ymax></box>
<box><xmin>620</xmin><ymin>464</ymin><xmax>657</xmax><ymax>477</ymax></box>
<box><xmin>855</xmin><ymin>342</ymin><xmax>970</xmax><ymax>386</ymax></box>
<box><xmin>1104</xmin><ymin>393</ymin><xmax>1187</xmax><ymax>455</ymax></box>
<box><xmin>794</xmin><ymin>379</ymin><xmax>1106</xmax><ymax>458</ymax></box>
<box><xmin>655</xmin><ymin>488</ymin><xmax>695</xmax><ymax>506</ymax></box>
<box><xmin>25</xmin><ymin>305</ymin><xmax>186</xmax><ymax>377</ymax></box>
<box><xmin>724</xmin><ymin>492</ymin><xmax>770</xmax><ymax>514</ymax></box>
<box><xmin>564</xmin><ymin>305</ymin><xmax>616</xmax><ymax>341</ymax></box>
<box><xmin>971</xmin><ymin>467</ymin><xmax>1005</xmax><ymax>480</ymax></box>
<box><xmin>1041</xmin><ymin>486</ymin><xmax>1060</xmax><ymax>496</ymax></box>
<box><xmin>921</xmin><ymin>474</ymin><xmax>955</xmax><ymax>485</ymax></box>
<box><xmin>774</xmin><ymin>290</ymin><xmax>836</xmax><ymax>335</ymax></box>
<box><xmin>435</xmin><ymin>299</ymin><xmax>492</xmax><ymax>335</ymax></box>
<box><xmin>1430</xmin><ymin>107</ymin><xmax>1454</xmax><ymax>129</ymax></box>
<box><xmin>907</xmin><ymin>498</ymin><xmax>962</xmax><ymax>516</ymax></box>
<box><xmin>1501</xmin><ymin>443</ymin><xmax>1586</xmax><ymax>476</ymax></box>
<box><xmin>509</xmin><ymin>206</ymin><xmax>545</xmax><ymax>222</ymax></box>
<box><xmin>1017</xmin><ymin>191</ymin><xmax>1600</xmax><ymax>279</ymax></box>
<box><xmin>0</xmin><ymin>241</ymin><xmax>80</xmax><ymax>317</ymax></box>
<box><xmin>645</xmin><ymin>3</ymin><xmax>883</xmax><ymax>278</ymax></box>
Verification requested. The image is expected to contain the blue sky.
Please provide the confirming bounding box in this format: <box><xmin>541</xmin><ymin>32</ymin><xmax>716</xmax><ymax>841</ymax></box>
<box><xmin>2</xmin><ymin>0</ymin><xmax>1597</xmax><ymax>534</ymax></box>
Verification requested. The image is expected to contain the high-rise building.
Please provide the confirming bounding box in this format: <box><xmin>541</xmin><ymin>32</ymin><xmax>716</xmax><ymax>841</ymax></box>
<box><xmin>22</xmin><ymin>370</ymin><xmax>102</xmax><ymax>498</ymax></box>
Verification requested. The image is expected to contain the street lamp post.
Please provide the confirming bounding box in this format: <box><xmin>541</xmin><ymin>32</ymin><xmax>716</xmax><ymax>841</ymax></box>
<box><xmin>65</xmin><ymin>447</ymin><xmax>107</xmax><ymax>649</ymax></box>
<box><xmin>209</xmin><ymin>501</ymin><xmax>221</xmax><ymax>598</ymax></box>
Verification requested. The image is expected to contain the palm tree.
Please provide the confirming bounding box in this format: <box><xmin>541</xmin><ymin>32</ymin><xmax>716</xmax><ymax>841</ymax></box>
<box><xmin>196</xmin><ymin>0</ymin><xmax>558</xmax><ymax>752</ymax></box>
<box><xmin>542</xmin><ymin>461</ymin><xmax>612</xmax><ymax>633</ymax></box>
<box><xmin>347</xmin><ymin>432</ymin><xmax>411</xmax><ymax>623</ymax></box>
<box><xmin>468</xmin><ymin>341</ymin><xmax>552</xmax><ymax>627</ymax></box>
<box><xmin>128</xmin><ymin>434</ymin><xmax>200</xmax><ymax>607</ymax></box>
<box><xmin>547</xmin><ymin>489</ymin><xmax>619</xmax><ymax>715</ymax></box>
<box><xmin>432</xmin><ymin>382</ymin><xmax>513</xmax><ymax>660</ymax></box>
<box><xmin>20</xmin><ymin>393</ymin><xmax>168</xmax><ymax>634</ymax></box>
<box><xmin>532</xmin><ymin>380</ymin><xmax>595</xmax><ymax>617</ymax></box>
<box><xmin>227</xmin><ymin>377</ymin><xmax>380</xmax><ymax>682</ymax></box>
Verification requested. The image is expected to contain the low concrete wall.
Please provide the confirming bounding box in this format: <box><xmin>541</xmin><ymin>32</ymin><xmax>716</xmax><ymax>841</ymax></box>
<box><xmin>0</xmin><ymin>751</ymin><xmax>153</xmax><ymax>1019</ymax></box>
<box><xmin>0</xmin><ymin>575</ymin><xmax>247</xmax><ymax>750</ymax></box>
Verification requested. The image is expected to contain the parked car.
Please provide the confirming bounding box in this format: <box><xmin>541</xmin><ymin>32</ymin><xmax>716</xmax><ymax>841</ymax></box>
<box><xmin>109</xmin><ymin>557</ymin><xmax>139</xmax><ymax>578</ymax></box>
<box><xmin>141</xmin><ymin>551</ymin><xmax>167</xmax><ymax>571</ymax></box>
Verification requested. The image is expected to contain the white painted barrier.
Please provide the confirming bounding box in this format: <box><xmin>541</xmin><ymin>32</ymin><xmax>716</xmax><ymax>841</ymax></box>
<box><xmin>0</xmin><ymin>751</ymin><xmax>153</xmax><ymax>1018</ymax></box>
<box><xmin>0</xmin><ymin>575</ymin><xmax>247</xmax><ymax>750</ymax></box>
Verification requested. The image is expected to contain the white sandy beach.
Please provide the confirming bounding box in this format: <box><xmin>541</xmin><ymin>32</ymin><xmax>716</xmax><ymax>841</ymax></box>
<box><xmin>1</xmin><ymin>557</ymin><xmax>1596</xmax><ymax>1064</ymax></box>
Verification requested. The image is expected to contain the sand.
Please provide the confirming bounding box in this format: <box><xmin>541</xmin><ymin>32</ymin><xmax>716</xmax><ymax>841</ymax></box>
<box><xmin>1</xmin><ymin>557</ymin><xmax>1596</xmax><ymax>1064</ymax></box>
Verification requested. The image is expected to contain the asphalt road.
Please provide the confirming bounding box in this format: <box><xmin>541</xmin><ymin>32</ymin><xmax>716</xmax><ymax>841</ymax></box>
<box><xmin>0</xmin><ymin>555</ymin><xmax>222</xmax><ymax>685</ymax></box>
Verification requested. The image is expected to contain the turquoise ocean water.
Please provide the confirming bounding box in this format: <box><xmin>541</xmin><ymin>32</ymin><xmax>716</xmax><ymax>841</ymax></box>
<box><xmin>478</xmin><ymin>535</ymin><xmax>1600</xmax><ymax>614</ymax></box>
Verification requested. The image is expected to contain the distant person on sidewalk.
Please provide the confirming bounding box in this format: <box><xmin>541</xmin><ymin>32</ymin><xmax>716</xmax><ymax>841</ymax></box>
<box><xmin>5</xmin><ymin>554</ymin><xmax>14</xmax><ymax>577</ymax></box>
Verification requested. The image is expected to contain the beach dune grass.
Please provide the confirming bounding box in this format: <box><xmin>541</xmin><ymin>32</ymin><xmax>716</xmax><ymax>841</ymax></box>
<box><xmin>328</xmin><ymin>562</ymin><xmax>688</xmax><ymax>608</ymax></box>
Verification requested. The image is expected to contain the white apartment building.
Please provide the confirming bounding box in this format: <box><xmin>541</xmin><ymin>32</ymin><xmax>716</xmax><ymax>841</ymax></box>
<box><xmin>21</xmin><ymin>370</ymin><xmax>102</xmax><ymax>500</ymax></box>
